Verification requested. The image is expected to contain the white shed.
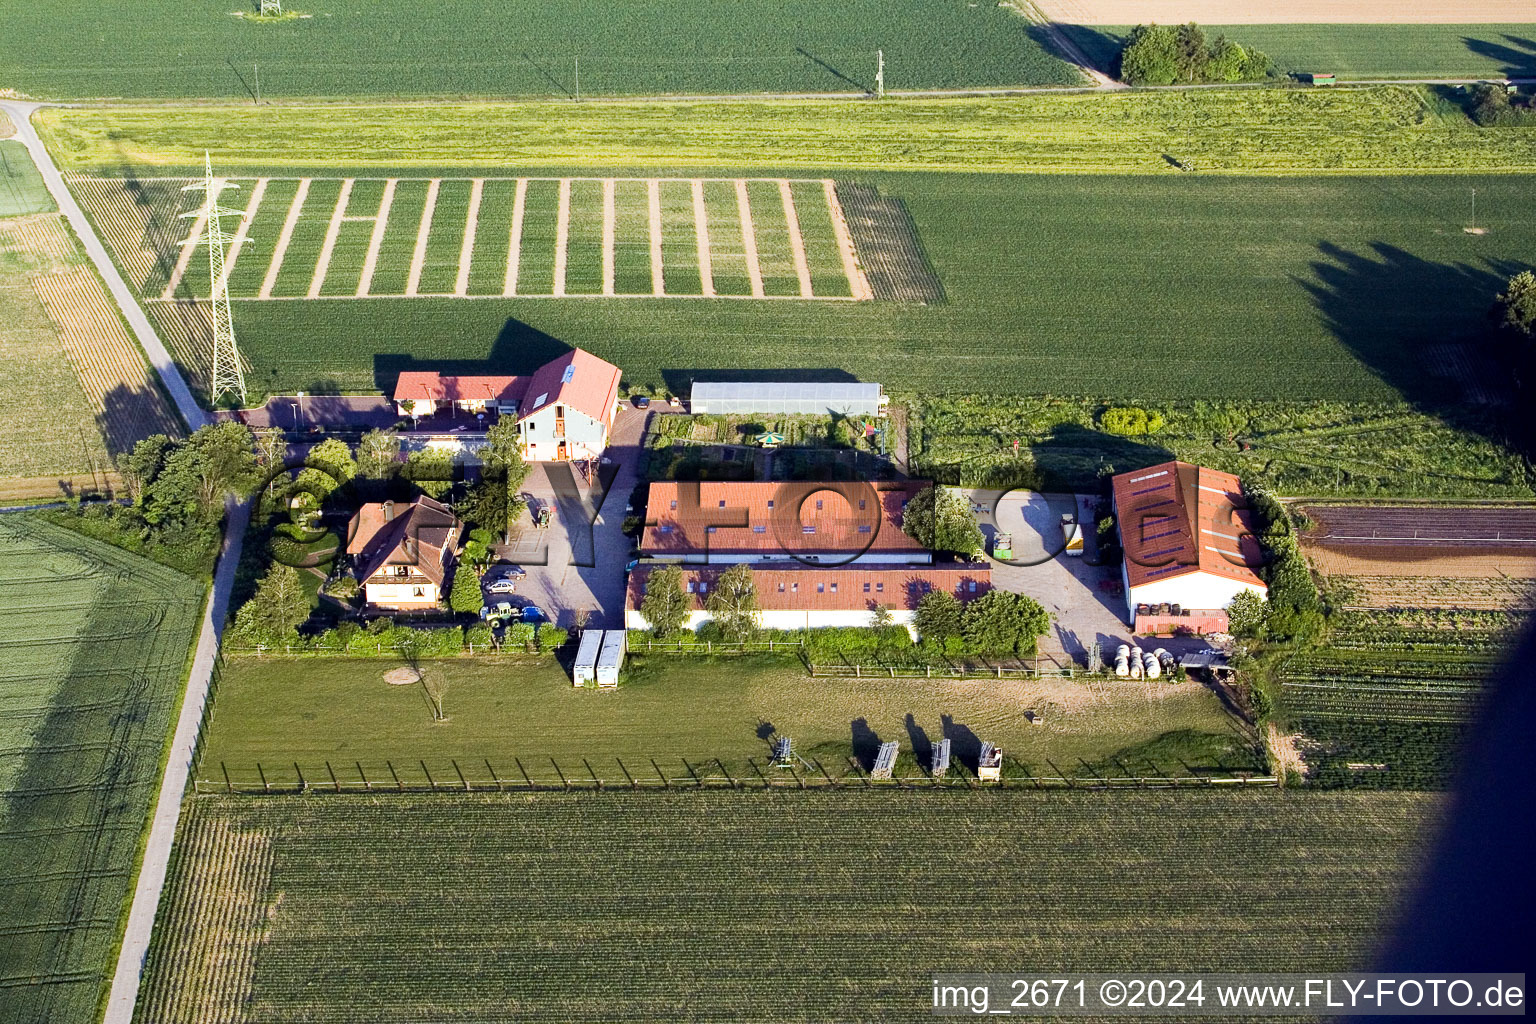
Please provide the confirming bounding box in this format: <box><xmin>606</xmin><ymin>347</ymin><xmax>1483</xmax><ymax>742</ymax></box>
<box><xmin>596</xmin><ymin>630</ymin><xmax>626</xmax><ymax>688</ymax></box>
<box><xmin>573</xmin><ymin>629</ymin><xmax>603</xmax><ymax>686</ymax></box>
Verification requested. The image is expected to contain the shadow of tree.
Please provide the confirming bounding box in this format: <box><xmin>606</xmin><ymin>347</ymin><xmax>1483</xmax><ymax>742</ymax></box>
<box><xmin>1462</xmin><ymin>33</ymin><xmax>1536</xmax><ymax>77</ymax></box>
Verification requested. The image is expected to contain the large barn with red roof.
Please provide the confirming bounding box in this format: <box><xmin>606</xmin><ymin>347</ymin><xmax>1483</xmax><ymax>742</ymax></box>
<box><xmin>1110</xmin><ymin>461</ymin><xmax>1267</xmax><ymax>626</ymax></box>
<box><xmin>393</xmin><ymin>347</ymin><xmax>622</xmax><ymax>462</ymax></box>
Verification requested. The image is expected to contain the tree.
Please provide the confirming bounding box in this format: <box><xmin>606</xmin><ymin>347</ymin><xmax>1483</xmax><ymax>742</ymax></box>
<box><xmin>400</xmin><ymin>398</ymin><xmax>418</xmax><ymax>427</ymax></box>
<box><xmin>869</xmin><ymin>602</ymin><xmax>893</xmax><ymax>631</ymax></box>
<box><xmin>1227</xmin><ymin>590</ymin><xmax>1269</xmax><ymax>639</ymax></box>
<box><xmin>448</xmin><ymin>562</ymin><xmax>483</xmax><ymax>614</ymax></box>
<box><xmin>1204</xmin><ymin>35</ymin><xmax>1247</xmax><ymax>82</ymax></box>
<box><xmin>901</xmin><ymin>485</ymin><xmax>984</xmax><ymax>559</ymax></box>
<box><xmin>1120</xmin><ymin>23</ymin><xmax>1178</xmax><ymax>85</ymax></box>
<box><xmin>1173</xmin><ymin>22</ymin><xmax>1207</xmax><ymax>82</ymax></box>
<box><xmin>914</xmin><ymin>589</ymin><xmax>964</xmax><ymax>646</ymax></box>
<box><xmin>705</xmin><ymin>563</ymin><xmax>759</xmax><ymax>641</ymax></box>
<box><xmin>306</xmin><ymin>437</ymin><xmax>356</xmax><ymax>486</ymax></box>
<box><xmin>231</xmin><ymin>563</ymin><xmax>311</xmax><ymax>643</ymax></box>
<box><xmin>356</xmin><ymin>428</ymin><xmax>401</xmax><ymax>480</ymax></box>
<box><xmin>421</xmin><ymin>666</ymin><xmax>449</xmax><ymax>722</ymax></box>
<box><xmin>1495</xmin><ymin>270</ymin><xmax>1536</xmax><ymax>338</ymax></box>
<box><xmin>120</xmin><ymin>434</ymin><xmax>174</xmax><ymax>505</ymax></box>
<box><xmin>961</xmin><ymin>590</ymin><xmax>1052</xmax><ymax>657</ymax></box>
<box><xmin>148</xmin><ymin>422</ymin><xmax>257</xmax><ymax>525</ymax></box>
<box><xmin>640</xmin><ymin>565</ymin><xmax>690</xmax><ymax>637</ymax></box>
<box><xmin>481</xmin><ymin>417</ymin><xmax>530</xmax><ymax>491</ymax></box>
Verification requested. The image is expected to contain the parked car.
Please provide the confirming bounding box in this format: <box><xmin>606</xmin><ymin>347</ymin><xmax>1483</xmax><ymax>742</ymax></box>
<box><xmin>631</xmin><ymin>395</ymin><xmax>651</xmax><ymax>409</ymax></box>
<box><xmin>485</xmin><ymin>579</ymin><xmax>517</xmax><ymax>595</ymax></box>
<box><xmin>518</xmin><ymin>605</ymin><xmax>546</xmax><ymax>624</ymax></box>
<box><xmin>490</xmin><ymin>565</ymin><xmax>528</xmax><ymax>581</ymax></box>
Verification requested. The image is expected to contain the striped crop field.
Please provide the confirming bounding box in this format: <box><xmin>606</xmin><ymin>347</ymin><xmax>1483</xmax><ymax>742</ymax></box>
<box><xmin>0</xmin><ymin>515</ymin><xmax>205</xmax><ymax>1023</ymax></box>
<box><xmin>75</xmin><ymin>174</ymin><xmax>875</xmax><ymax>304</ymax></box>
<box><xmin>135</xmin><ymin>790</ymin><xmax>1438</xmax><ymax>1023</ymax></box>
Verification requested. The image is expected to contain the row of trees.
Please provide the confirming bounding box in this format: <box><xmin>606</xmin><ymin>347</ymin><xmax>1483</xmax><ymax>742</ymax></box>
<box><xmin>1119</xmin><ymin>23</ymin><xmax>1270</xmax><ymax>86</ymax></box>
<box><xmin>899</xmin><ymin>485</ymin><xmax>984</xmax><ymax>559</ymax></box>
<box><xmin>638</xmin><ymin>564</ymin><xmax>1052</xmax><ymax>657</ymax></box>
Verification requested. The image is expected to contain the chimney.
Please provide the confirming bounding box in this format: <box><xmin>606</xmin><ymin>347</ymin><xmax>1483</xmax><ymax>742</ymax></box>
<box><xmin>382</xmin><ymin>501</ymin><xmax>395</xmax><ymax>522</ymax></box>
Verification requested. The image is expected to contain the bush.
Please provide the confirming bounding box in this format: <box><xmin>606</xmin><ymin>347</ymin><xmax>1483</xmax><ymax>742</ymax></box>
<box><xmin>537</xmin><ymin>626</ymin><xmax>570</xmax><ymax>653</ymax></box>
<box><xmin>802</xmin><ymin>626</ymin><xmax>913</xmax><ymax>664</ymax></box>
<box><xmin>321</xmin><ymin>574</ymin><xmax>359</xmax><ymax>599</ymax></box>
<box><xmin>1099</xmin><ymin>406</ymin><xmax>1165</xmax><ymax>436</ymax></box>
<box><xmin>1470</xmin><ymin>83</ymin><xmax>1536</xmax><ymax>127</ymax></box>
<box><xmin>465</xmin><ymin>622</ymin><xmax>495</xmax><ymax>649</ymax></box>
<box><xmin>503</xmin><ymin>622</ymin><xmax>537</xmax><ymax>652</ymax></box>
<box><xmin>1119</xmin><ymin>23</ymin><xmax>1269</xmax><ymax>86</ymax></box>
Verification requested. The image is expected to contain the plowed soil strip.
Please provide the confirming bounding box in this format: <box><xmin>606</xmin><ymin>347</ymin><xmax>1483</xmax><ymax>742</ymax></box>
<box><xmin>779</xmin><ymin>179</ymin><xmax>815</xmax><ymax>298</ymax></box>
<box><xmin>692</xmin><ymin>179</ymin><xmax>714</xmax><ymax>298</ymax></box>
<box><xmin>553</xmin><ymin>178</ymin><xmax>571</xmax><ymax>298</ymax></box>
<box><xmin>503</xmin><ymin>178</ymin><xmax>527</xmax><ymax>296</ymax></box>
<box><xmin>454</xmin><ymin>178</ymin><xmax>482</xmax><ymax>297</ymax></box>
<box><xmin>307</xmin><ymin>178</ymin><xmax>353</xmax><ymax>299</ymax></box>
<box><xmin>404</xmin><ymin>178</ymin><xmax>440</xmax><ymax>298</ymax></box>
<box><xmin>823</xmin><ymin>179</ymin><xmax>872</xmax><ymax>301</ymax></box>
<box><xmin>259</xmin><ymin>178</ymin><xmax>309</xmax><ymax>300</ymax></box>
<box><xmin>356</xmin><ymin>179</ymin><xmax>396</xmax><ymax>297</ymax></box>
<box><xmin>160</xmin><ymin>208</ymin><xmax>206</xmax><ymax>302</ymax></box>
<box><xmin>736</xmin><ymin>179</ymin><xmax>765</xmax><ymax>299</ymax></box>
<box><xmin>601</xmin><ymin>178</ymin><xmax>616</xmax><ymax>297</ymax></box>
<box><xmin>648</xmin><ymin>180</ymin><xmax>665</xmax><ymax>296</ymax></box>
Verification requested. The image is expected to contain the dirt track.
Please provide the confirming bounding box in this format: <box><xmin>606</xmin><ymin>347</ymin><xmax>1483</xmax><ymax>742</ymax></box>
<box><xmin>1034</xmin><ymin>0</ymin><xmax>1536</xmax><ymax>23</ymax></box>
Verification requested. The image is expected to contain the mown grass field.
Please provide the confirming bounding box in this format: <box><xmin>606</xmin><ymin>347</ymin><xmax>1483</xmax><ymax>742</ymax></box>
<box><xmin>71</xmin><ymin>165</ymin><xmax>1536</xmax><ymax>410</ymax></box>
<box><xmin>136</xmin><ymin>790</ymin><xmax>1436</xmax><ymax>1023</ymax></box>
<box><xmin>196</xmin><ymin>654</ymin><xmax>1258</xmax><ymax>790</ymax></box>
<box><xmin>1059</xmin><ymin>24</ymin><xmax>1536</xmax><ymax>80</ymax></box>
<box><xmin>37</xmin><ymin>88</ymin><xmax>1536</xmax><ymax>174</ymax></box>
<box><xmin>0</xmin><ymin>0</ymin><xmax>1079</xmax><ymax>101</ymax></box>
<box><xmin>1</xmin><ymin>139</ymin><xmax>53</xmax><ymax>217</ymax></box>
<box><xmin>0</xmin><ymin>515</ymin><xmax>205</xmax><ymax>1023</ymax></box>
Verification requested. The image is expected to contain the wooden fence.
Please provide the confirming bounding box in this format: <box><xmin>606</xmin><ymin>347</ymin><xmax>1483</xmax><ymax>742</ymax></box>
<box><xmin>807</xmin><ymin>661</ymin><xmax>1073</xmax><ymax>679</ymax></box>
<box><xmin>632</xmin><ymin>638</ymin><xmax>805</xmax><ymax>654</ymax></box>
<box><xmin>193</xmin><ymin>755</ymin><xmax>1275</xmax><ymax>795</ymax></box>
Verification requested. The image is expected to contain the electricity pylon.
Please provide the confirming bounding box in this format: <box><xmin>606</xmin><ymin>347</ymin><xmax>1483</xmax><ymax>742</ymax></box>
<box><xmin>180</xmin><ymin>151</ymin><xmax>247</xmax><ymax>406</ymax></box>
<box><xmin>259</xmin><ymin>0</ymin><xmax>282</xmax><ymax>14</ymax></box>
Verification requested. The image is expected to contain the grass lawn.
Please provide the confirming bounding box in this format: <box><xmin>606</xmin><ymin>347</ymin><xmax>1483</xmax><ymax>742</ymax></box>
<box><xmin>0</xmin><ymin>140</ymin><xmax>54</xmax><ymax>217</ymax></box>
<box><xmin>0</xmin><ymin>515</ymin><xmax>205</xmax><ymax>1023</ymax></box>
<box><xmin>136</xmin><ymin>789</ymin><xmax>1439</xmax><ymax>1023</ymax></box>
<box><xmin>196</xmin><ymin>653</ymin><xmax>1259</xmax><ymax>788</ymax></box>
<box><xmin>1059</xmin><ymin>24</ymin><xmax>1536</xmax><ymax>80</ymax></box>
<box><xmin>0</xmin><ymin>0</ymin><xmax>1079</xmax><ymax>101</ymax></box>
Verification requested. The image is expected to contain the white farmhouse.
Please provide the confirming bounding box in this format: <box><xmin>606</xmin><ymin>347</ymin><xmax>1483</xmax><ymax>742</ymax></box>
<box><xmin>346</xmin><ymin>496</ymin><xmax>461</xmax><ymax>611</ymax></box>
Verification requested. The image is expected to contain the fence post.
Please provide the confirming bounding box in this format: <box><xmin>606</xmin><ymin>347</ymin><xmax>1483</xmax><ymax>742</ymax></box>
<box><xmin>357</xmin><ymin>761</ymin><xmax>370</xmax><ymax>791</ymax></box>
<box><xmin>257</xmin><ymin>762</ymin><xmax>269</xmax><ymax>793</ymax></box>
<box><xmin>486</xmin><ymin>759</ymin><xmax>503</xmax><ymax>791</ymax></box>
<box><xmin>651</xmin><ymin>758</ymin><xmax>670</xmax><ymax>788</ymax></box>
<box><xmin>222</xmin><ymin>761</ymin><xmax>233</xmax><ymax>794</ymax></box>
<box><xmin>453</xmin><ymin>759</ymin><xmax>470</xmax><ymax>792</ymax></box>
<box><xmin>421</xmin><ymin>760</ymin><xmax>436</xmax><ymax>791</ymax></box>
<box><xmin>515</xmin><ymin>757</ymin><xmax>534</xmax><ymax>790</ymax></box>
<box><xmin>387</xmin><ymin>760</ymin><xmax>402</xmax><ymax>791</ymax></box>
<box><xmin>326</xmin><ymin>761</ymin><xmax>340</xmax><ymax>793</ymax></box>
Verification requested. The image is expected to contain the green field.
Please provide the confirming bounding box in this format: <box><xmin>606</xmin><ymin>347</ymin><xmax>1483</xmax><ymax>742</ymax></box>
<box><xmin>1059</xmin><ymin>24</ymin><xmax>1536</xmax><ymax>80</ymax></box>
<box><xmin>37</xmin><ymin>88</ymin><xmax>1536</xmax><ymax>174</ymax></box>
<box><xmin>135</xmin><ymin>790</ymin><xmax>1436</xmax><ymax>1023</ymax></box>
<box><xmin>0</xmin><ymin>515</ymin><xmax>205</xmax><ymax>1023</ymax></box>
<box><xmin>0</xmin><ymin>139</ymin><xmax>53</xmax><ymax>217</ymax></box>
<box><xmin>0</xmin><ymin>0</ymin><xmax>1079</xmax><ymax>101</ymax></box>
<box><xmin>72</xmin><ymin>167</ymin><xmax>1536</xmax><ymax>410</ymax></box>
<box><xmin>196</xmin><ymin>654</ymin><xmax>1259</xmax><ymax>789</ymax></box>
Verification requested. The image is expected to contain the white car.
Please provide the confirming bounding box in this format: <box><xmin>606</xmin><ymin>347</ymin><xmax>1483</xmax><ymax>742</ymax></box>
<box><xmin>485</xmin><ymin>579</ymin><xmax>517</xmax><ymax>595</ymax></box>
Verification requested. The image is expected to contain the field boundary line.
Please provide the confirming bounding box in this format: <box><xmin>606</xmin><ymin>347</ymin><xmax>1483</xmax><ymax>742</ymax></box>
<box><xmin>647</xmin><ymin>179</ymin><xmax>664</xmax><ymax>296</ymax></box>
<box><xmin>106</xmin><ymin>174</ymin><xmax>840</xmax><ymax>184</ymax></box>
<box><xmin>161</xmin><ymin>291</ymin><xmax>864</xmax><ymax>302</ymax></box>
<box><xmin>404</xmin><ymin>178</ymin><xmax>439</xmax><ymax>297</ymax></box>
<box><xmin>601</xmin><ymin>178</ymin><xmax>616</xmax><ymax>297</ymax></box>
<box><xmin>503</xmin><ymin>178</ymin><xmax>527</xmax><ymax>297</ymax></box>
<box><xmin>736</xmin><ymin>179</ymin><xmax>765</xmax><ymax>299</ymax></box>
<box><xmin>692</xmin><ymin>179</ymin><xmax>714</xmax><ymax>298</ymax></box>
<box><xmin>259</xmin><ymin>178</ymin><xmax>309</xmax><ymax>300</ymax></box>
<box><xmin>220</xmin><ymin>177</ymin><xmax>266</xmax><ymax>293</ymax></box>
<box><xmin>454</xmin><ymin>177</ymin><xmax>482</xmax><ymax>297</ymax></box>
<box><xmin>553</xmin><ymin>177</ymin><xmax>571</xmax><ymax>297</ymax></box>
<box><xmin>356</xmin><ymin>178</ymin><xmax>396</xmax><ymax>297</ymax></box>
<box><xmin>779</xmin><ymin>179</ymin><xmax>814</xmax><ymax>298</ymax></box>
<box><xmin>159</xmin><ymin>205</ymin><xmax>206</xmax><ymax>302</ymax></box>
<box><xmin>307</xmin><ymin>177</ymin><xmax>352</xmax><ymax>299</ymax></box>
<box><xmin>824</xmin><ymin>179</ymin><xmax>872</xmax><ymax>302</ymax></box>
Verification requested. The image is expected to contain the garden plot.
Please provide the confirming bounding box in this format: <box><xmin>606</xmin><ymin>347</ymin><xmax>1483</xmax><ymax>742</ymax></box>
<box><xmin>78</xmin><ymin>174</ymin><xmax>896</xmax><ymax>304</ymax></box>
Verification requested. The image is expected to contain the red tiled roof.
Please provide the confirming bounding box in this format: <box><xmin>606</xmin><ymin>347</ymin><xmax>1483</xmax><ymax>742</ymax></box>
<box><xmin>347</xmin><ymin>495</ymin><xmax>460</xmax><ymax>587</ymax></box>
<box><xmin>393</xmin><ymin>372</ymin><xmax>528</xmax><ymax>405</ymax></box>
<box><xmin>521</xmin><ymin>348</ymin><xmax>622</xmax><ymax>427</ymax></box>
<box><xmin>626</xmin><ymin>563</ymin><xmax>990</xmax><ymax>614</ymax></box>
<box><xmin>642</xmin><ymin>481</ymin><xmax>931</xmax><ymax>558</ymax></box>
<box><xmin>1111</xmin><ymin>461</ymin><xmax>1266</xmax><ymax>591</ymax></box>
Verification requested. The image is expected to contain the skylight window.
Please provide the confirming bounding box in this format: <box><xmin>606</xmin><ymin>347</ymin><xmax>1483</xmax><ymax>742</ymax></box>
<box><xmin>561</xmin><ymin>364</ymin><xmax>575</xmax><ymax>384</ymax></box>
<box><xmin>533</xmin><ymin>392</ymin><xmax>548</xmax><ymax>408</ymax></box>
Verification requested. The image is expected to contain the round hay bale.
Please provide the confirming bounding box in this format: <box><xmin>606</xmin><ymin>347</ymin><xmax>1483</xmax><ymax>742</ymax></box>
<box><xmin>383</xmin><ymin>667</ymin><xmax>422</xmax><ymax>686</ymax></box>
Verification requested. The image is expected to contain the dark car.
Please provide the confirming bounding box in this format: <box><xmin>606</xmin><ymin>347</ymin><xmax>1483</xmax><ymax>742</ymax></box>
<box><xmin>631</xmin><ymin>395</ymin><xmax>651</xmax><ymax>409</ymax></box>
<box><xmin>491</xmin><ymin>565</ymin><xmax>528</xmax><ymax>582</ymax></box>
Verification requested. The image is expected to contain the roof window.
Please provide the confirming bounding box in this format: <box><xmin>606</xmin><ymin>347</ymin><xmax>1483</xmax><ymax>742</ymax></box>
<box><xmin>561</xmin><ymin>364</ymin><xmax>575</xmax><ymax>383</ymax></box>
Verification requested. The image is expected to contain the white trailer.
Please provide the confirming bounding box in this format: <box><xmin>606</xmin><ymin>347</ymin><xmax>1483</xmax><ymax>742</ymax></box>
<box><xmin>572</xmin><ymin>629</ymin><xmax>602</xmax><ymax>686</ymax></box>
<box><xmin>596</xmin><ymin>630</ymin><xmax>626</xmax><ymax>688</ymax></box>
<box><xmin>871</xmin><ymin>740</ymin><xmax>899</xmax><ymax>780</ymax></box>
<box><xmin>977</xmin><ymin>742</ymin><xmax>1003</xmax><ymax>782</ymax></box>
